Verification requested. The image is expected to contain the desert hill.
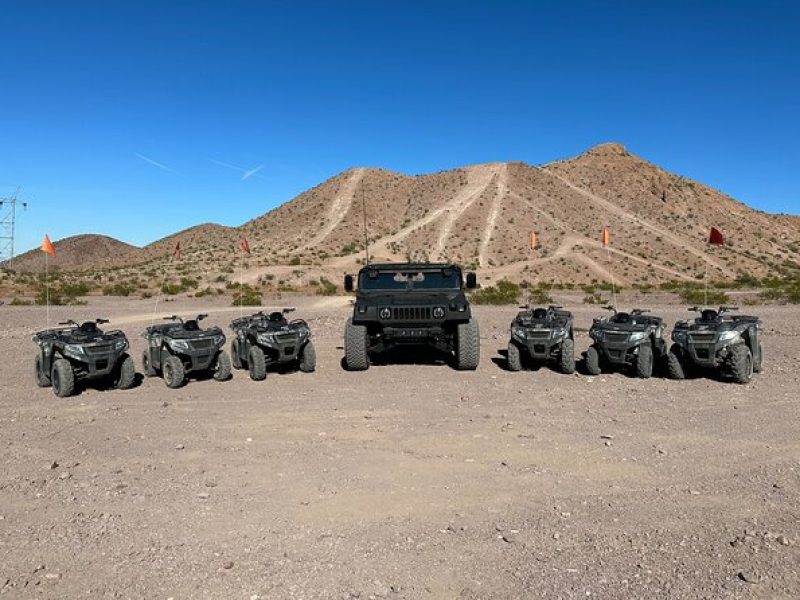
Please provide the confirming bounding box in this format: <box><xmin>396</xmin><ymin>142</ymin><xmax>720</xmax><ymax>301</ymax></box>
<box><xmin>7</xmin><ymin>144</ymin><xmax>800</xmax><ymax>287</ymax></box>
<box><xmin>6</xmin><ymin>234</ymin><xmax>137</xmax><ymax>273</ymax></box>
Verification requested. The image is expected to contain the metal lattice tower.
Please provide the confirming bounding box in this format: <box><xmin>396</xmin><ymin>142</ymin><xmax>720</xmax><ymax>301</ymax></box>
<box><xmin>0</xmin><ymin>188</ymin><xmax>28</xmax><ymax>268</ymax></box>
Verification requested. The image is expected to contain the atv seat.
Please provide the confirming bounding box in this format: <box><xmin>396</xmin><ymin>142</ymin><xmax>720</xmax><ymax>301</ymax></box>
<box><xmin>532</xmin><ymin>308</ymin><xmax>548</xmax><ymax>319</ymax></box>
<box><xmin>700</xmin><ymin>310</ymin><xmax>719</xmax><ymax>322</ymax></box>
<box><xmin>611</xmin><ymin>312</ymin><xmax>631</xmax><ymax>324</ymax></box>
<box><xmin>183</xmin><ymin>320</ymin><xmax>200</xmax><ymax>331</ymax></box>
<box><xmin>268</xmin><ymin>312</ymin><xmax>286</xmax><ymax>324</ymax></box>
<box><xmin>80</xmin><ymin>322</ymin><xmax>99</xmax><ymax>334</ymax></box>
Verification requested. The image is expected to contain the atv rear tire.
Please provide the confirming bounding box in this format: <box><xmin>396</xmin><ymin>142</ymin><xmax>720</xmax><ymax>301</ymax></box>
<box><xmin>162</xmin><ymin>355</ymin><xmax>186</xmax><ymax>389</ymax></box>
<box><xmin>729</xmin><ymin>344</ymin><xmax>753</xmax><ymax>384</ymax></box>
<box><xmin>35</xmin><ymin>354</ymin><xmax>51</xmax><ymax>387</ymax></box>
<box><xmin>142</xmin><ymin>350</ymin><xmax>157</xmax><ymax>377</ymax></box>
<box><xmin>585</xmin><ymin>345</ymin><xmax>602</xmax><ymax>376</ymax></box>
<box><xmin>635</xmin><ymin>343</ymin><xmax>654</xmax><ymax>379</ymax></box>
<box><xmin>213</xmin><ymin>350</ymin><xmax>232</xmax><ymax>381</ymax></box>
<box><xmin>299</xmin><ymin>341</ymin><xmax>316</xmax><ymax>373</ymax></box>
<box><xmin>231</xmin><ymin>339</ymin><xmax>243</xmax><ymax>370</ymax></box>
<box><xmin>114</xmin><ymin>353</ymin><xmax>136</xmax><ymax>389</ymax></box>
<box><xmin>506</xmin><ymin>342</ymin><xmax>522</xmax><ymax>371</ymax></box>
<box><xmin>51</xmin><ymin>358</ymin><xmax>75</xmax><ymax>398</ymax></box>
<box><xmin>344</xmin><ymin>319</ymin><xmax>369</xmax><ymax>371</ymax></box>
<box><xmin>666</xmin><ymin>344</ymin><xmax>686</xmax><ymax>380</ymax></box>
<box><xmin>559</xmin><ymin>338</ymin><xmax>576</xmax><ymax>374</ymax></box>
<box><xmin>455</xmin><ymin>318</ymin><xmax>480</xmax><ymax>371</ymax></box>
<box><xmin>248</xmin><ymin>346</ymin><xmax>267</xmax><ymax>381</ymax></box>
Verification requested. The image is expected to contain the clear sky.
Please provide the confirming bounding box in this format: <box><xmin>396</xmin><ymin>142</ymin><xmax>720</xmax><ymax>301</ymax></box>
<box><xmin>1</xmin><ymin>0</ymin><xmax>798</xmax><ymax>255</ymax></box>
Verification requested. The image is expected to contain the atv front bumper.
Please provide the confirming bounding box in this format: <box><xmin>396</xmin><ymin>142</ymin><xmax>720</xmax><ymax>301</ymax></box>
<box><xmin>179</xmin><ymin>348</ymin><xmax>220</xmax><ymax>372</ymax></box>
<box><xmin>517</xmin><ymin>333</ymin><xmax>561</xmax><ymax>360</ymax></box>
<box><xmin>75</xmin><ymin>351</ymin><xmax>121</xmax><ymax>378</ymax></box>
<box><xmin>260</xmin><ymin>338</ymin><xmax>304</xmax><ymax>363</ymax></box>
<box><xmin>597</xmin><ymin>342</ymin><xmax>639</xmax><ymax>366</ymax></box>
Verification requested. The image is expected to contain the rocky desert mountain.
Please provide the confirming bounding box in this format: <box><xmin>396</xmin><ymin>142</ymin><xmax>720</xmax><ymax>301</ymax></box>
<box><xmin>8</xmin><ymin>234</ymin><xmax>136</xmax><ymax>272</ymax></box>
<box><xmin>7</xmin><ymin>144</ymin><xmax>800</xmax><ymax>287</ymax></box>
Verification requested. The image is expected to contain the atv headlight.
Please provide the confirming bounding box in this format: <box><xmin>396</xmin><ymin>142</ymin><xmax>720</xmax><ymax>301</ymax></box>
<box><xmin>63</xmin><ymin>344</ymin><xmax>86</xmax><ymax>358</ymax></box>
<box><xmin>432</xmin><ymin>306</ymin><xmax>445</xmax><ymax>319</ymax></box>
<box><xmin>718</xmin><ymin>330</ymin><xmax>740</xmax><ymax>343</ymax></box>
<box><xmin>213</xmin><ymin>334</ymin><xmax>225</xmax><ymax>347</ymax></box>
<box><xmin>114</xmin><ymin>339</ymin><xmax>128</xmax><ymax>352</ymax></box>
<box><xmin>511</xmin><ymin>325</ymin><xmax>526</xmax><ymax>339</ymax></box>
<box><xmin>553</xmin><ymin>327</ymin><xmax>566</xmax><ymax>337</ymax></box>
<box><xmin>168</xmin><ymin>339</ymin><xmax>190</xmax><ymax>352</ymax></box>
<box><xmin>257</xmin><ymin>333</ymin><xmax>275</xmax><ymax>344</ymax></box>
<box><xmin>672</xmin><ymin>330</ymin><xmax>687</xmax><ymax>343</ymax></box>
<box><xmin>379</xmin><ymin>307</ymin><xmax>391</xmax><ymax>320</ymax></box>
<box><xmin>629</xmin><ymin>331</ymin><xmax>647</xmax><ymax>342</ymax></box>
<box><xmin>590</xmin><ymin>328</ymin><xmax>603</xmax><ymax>341</ymax></box>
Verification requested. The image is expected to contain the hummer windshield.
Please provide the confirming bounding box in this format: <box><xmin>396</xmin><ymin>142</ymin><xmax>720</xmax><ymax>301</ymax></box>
<box><xmin>359</xmin><ymin>268</ymin><xmax>462</xmax><ymax>291</ymax></box>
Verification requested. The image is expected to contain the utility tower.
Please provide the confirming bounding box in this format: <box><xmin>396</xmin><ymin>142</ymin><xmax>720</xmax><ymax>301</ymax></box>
<box><xmin>0</xmin><ymin>188</ymin><xmax>28</xmax><ymax>268</ymax></box>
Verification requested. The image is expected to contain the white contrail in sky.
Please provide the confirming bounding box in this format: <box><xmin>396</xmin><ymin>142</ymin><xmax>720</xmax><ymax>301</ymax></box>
<box><xmin>135</xmin><ymin>153</ymin><xmax>183</xmax><ymax>176</ymax></box>
<box><xmin>208</xmin><ymin>158</ymin><xmax>267</xmax><ymax>180</ymax></box>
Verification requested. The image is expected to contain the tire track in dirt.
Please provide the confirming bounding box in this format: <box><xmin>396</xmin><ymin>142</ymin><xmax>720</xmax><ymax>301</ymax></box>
<box><xmin>302</xmin><ymin>168</ymin><xmax>365</xmax><ymax>250</ymax></box>
<box><xmin>478</xmin><ymin>164</ymin><xmax>508</xmax><ymax>267</ymax></box>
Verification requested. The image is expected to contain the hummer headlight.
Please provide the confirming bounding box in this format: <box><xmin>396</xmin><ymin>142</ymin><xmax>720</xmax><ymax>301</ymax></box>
<box><xmin>379</xmin><ymin>307</ymin><xmax>391</xmax><ymax>320</ymax></box>
<box><xmin>432</xmin><ymin>307</ymin><xmax>445</xmax><ymax>319</ymax></box>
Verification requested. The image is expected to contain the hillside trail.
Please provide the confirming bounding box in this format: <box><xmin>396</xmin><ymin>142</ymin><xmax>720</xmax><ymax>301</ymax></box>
<box><xmin>478</xmin><ymin>163</ymin><xmax>508</xmax><ymax>267</ymax></box>
<box><xmin>538</xmin><ymin>166</ymin><xmax>733</xmax><ymax>276</ymax></box>
<box><xmin>301</xmin><ymin>168</ymin><xmax>365</xmax><ymax>251</ymax></box>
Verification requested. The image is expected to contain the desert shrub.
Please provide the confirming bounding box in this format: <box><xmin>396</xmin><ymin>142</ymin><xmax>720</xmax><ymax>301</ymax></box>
<box><xmin>582</xmin><ymin>293</ymin><xmax>606</xmax><ymax>305</ymax></box>
<box><xmin>316</xmin><ymin>277</ymin><xmax>337</xmax><ymax>296</ymax></box>
<box><xmin>527</xmin><ymin>288</ymin><xmax>553</xmax><ymax>304</ymax></box>
<box><xmin>230</xmin><ymin>283</ymin><xmax>262</xmax><ymax>306</ymax></box>
<box><xmin>9</xmin><ymin>297</ymin><xmax>32</xmax><ymax>305</ymax></box>
<box><xmin>103</xmin><ymin>283</ymin><xmax>135</xmax><ymax>296</ymax></box>
<box><xmin>470</xmin><ymin>280</ymin><xmax>520</xmax><ymax>305</ymax></box>
<box><xmin>677</xmin><ymin>288</ymin><xmax>729</xmax><ymax>305</ymax></box>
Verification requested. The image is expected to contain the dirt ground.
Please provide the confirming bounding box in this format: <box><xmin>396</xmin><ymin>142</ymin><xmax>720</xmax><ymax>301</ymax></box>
<box><xmin>1</xmin><ymin>295</ymin><xmax>798</xmax><ymax>599</ymax></box>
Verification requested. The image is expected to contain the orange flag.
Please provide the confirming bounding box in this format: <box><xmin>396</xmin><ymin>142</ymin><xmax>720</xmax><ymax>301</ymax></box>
<box><xmin>40</xmin><ymin>235</ymin><xmax>56</xmax><ymax>257</ymax></box>
<box><xmin>601</xmin><ymin>227</ymin><xmax>610</xmax><ymax>248</ymax></box>
<box><xmin>241</xmin><ymin>236</ymin><xmax>250</xmax><ymax>254</ymax></box>
<box><xmin>708</xmin><ymin>227</ymin><xmax>724</xmax><ymax>246</ymax></box>
<box><xmin>530</xmin><ymin>231</ymin><xmax>537</xmax><ymax>249</ymax></box>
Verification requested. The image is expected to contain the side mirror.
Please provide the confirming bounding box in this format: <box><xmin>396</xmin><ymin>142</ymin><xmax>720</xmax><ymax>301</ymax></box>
<box><xmin>344</xmin><ymin>274</ymin><xmax>354</xmax><ymax>292</ymax></box>
<box><xmin>465</xmin><ymin>272</ymin><xmax>477</xmax><ymax>289</ymax></box>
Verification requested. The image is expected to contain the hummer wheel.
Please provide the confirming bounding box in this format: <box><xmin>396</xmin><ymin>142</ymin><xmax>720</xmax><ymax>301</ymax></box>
<box><xmin>666</xmin><ymin>344</ymin><xmax>686</xmax><ymax>380</ymax></box>
<box><xmin>248</xmin><ymin>346</ymin><xmax>267</xmax><ymax>381</ymax></box>
<box><xmin>299</xmin><ymin>341</ymin><xmax>316</xmax><ymax>373</ymax></box>
<box><xmin>585</xmin><ymin>345</ymin><xmax>602</xmax><ymax>376</ymax></box>
<box><xmin>559</xmin><ymin>338</ymin><xmax>576</xmax><ymax>374</ymax></box>
<box><xmin>506</xmin><ymin>342</ymin><xmax>522</xmax><ymax>372</ymax></box>
<box><xmin>729</xmin><ymin>344</ymin><xmax>753</xmax><ymax>384</ymax></box>
<box><xmin>344</xmin><ymin>319</ymin><xmax>369</xmax><ymax>371</ymax></box>
<box><xmin>51</xmin><ymin>358</ymin><xmax>76</xmax><ymax>398</ymax></box>
<box><xmin>35</xmin><ymin>354</ymin><xmax>51</xmax><ymax>387</ymax></box>
<box><xmin>162</xmin><ymin>355</ymin><xmax>186</xmax><ymax>389</ymax></box>
<box><xmin>213</xmin><ymin>350</ymin><xmax>232</xmax><ymax>381</ymax></box>
<box><xmin>455</xmin><ymin>318</ymin><xmax>479</xmax><ymax>371</ymax></box>
<box><xmin>142</xmin><ymin>350</ymin><xmax>157</xmax><ymax>377</ymax></box>
<box><xmin>635</xmin><ymin>343</ymin><xmax>654</xmax><ymax>379</ymax></box>
<box><xmin>114</xmin><ymin>353</ymin><xmax>136</xmax><ymax>389</ymax></box>
<box><xmin>231</xmin><ymin>339</ymin><xmax>243</xmax><ymax>370</ymax></box>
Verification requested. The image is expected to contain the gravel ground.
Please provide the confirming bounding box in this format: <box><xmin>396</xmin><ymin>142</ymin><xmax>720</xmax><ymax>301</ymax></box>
<box><xmin>1</xmin><ymin>296</ymin><xmax>798</xmax><ymax>599</ymax></box>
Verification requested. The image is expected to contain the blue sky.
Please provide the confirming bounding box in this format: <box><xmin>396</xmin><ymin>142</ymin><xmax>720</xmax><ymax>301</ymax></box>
<box><xmin>1</xmin><ymin>0</ymin><xmax>798</xmax><ymax>255</ymax></box>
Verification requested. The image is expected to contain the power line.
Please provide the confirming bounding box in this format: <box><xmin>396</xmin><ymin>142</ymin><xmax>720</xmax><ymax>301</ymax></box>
<box><xmin>0</xmin><ymin>188</ymin><xmax>29</xmax><ymax>269</ymax></box>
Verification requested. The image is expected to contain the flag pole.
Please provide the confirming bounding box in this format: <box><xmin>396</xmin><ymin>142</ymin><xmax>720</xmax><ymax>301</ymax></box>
<box><xmin>240</xmin><ymin>245</ymin><xmax>244</xmax><ymax>318</ymax></box>
<box><xmin>151</xmin><ymin>253</ymin><xmax>175</xmax><ymax>327</ymax></box>
<box><xmin>704</xmin><ymin>263</ymin><xmax>708</xmax><ymax>307</ymax></box>
<box><xmin>45</xmin><ymin>250</ymin><xmax>50</xmax><ymax>328</ymax></box>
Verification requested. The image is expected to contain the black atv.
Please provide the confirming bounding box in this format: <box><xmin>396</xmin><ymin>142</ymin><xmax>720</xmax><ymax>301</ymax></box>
<box><xmin>668</xmin><ymin>306</ymin><xmax>763</xmax><ymax>384</ymax></box>
<box><xmin>507</xmin><ymin>305</ymin><xmax>575</xmax><ymax>374</ymax></box>
<box><xmin>586</xmin><ymin>307</ymin><xmax>667</xmax><ymax>378</ymax></box>
<box><xmin>229</xmin><ymin>308</ymin><xmax>316</xmax><ymax>381</ymax></box>
<box><xmin>142</xmin><ymin>315</ymin><xmax>231</xmax><ymax>388</ymax></box>
<box><xmin>32</xmin><ymin>319</ymin><xmax>135</xmax><ymax>397</ymax></box>
<box><xmin>342</xmin><ymin>263</ymin><xmax>479</xmax><ymax>370</ymax></box>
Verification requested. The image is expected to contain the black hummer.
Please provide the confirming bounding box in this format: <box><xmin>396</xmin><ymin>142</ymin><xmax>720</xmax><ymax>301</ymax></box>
<box><xmin>507</xmin><ymin>305</ymin><xmax>575</xmax><ymax>374</ymax></box>
<box><xmin>586</xmin><ymin>307</ymin><xmax>667</xmax><ymax>378</ymax></box>
<box><xmin>342</xmin><ymin>263</ymin><xmax>479</xmax><ymax>370</ymax></box>
<box><xmin>33</xmin><ymin>319</ymin><xmax>135</xmax><ymax>397</ymax></box>
<box><xmin>229</xmin><ymin>308</ymin><xmax>316</xmax><ymax>380</ymax></box>
<box><xmin>142</xmin><ymin>314</ymin><xmax>231</xmax><ymax>388</ymax></box>
<box><xmin>668</xmin><ymin>306</ymin><xmax>762</xmax><ymax>384</ymax></box>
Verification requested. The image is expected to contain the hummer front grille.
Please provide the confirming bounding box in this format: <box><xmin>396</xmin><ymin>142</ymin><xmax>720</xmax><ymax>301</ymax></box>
<box><xmin>392</xmin><ymin>306</ymin><xmax>432</xmax><ymax>321</ymax></box>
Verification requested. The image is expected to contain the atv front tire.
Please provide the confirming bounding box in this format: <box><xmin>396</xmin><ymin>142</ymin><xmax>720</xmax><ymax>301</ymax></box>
<box><xmin>51</xmin><ymin>358</ymin><xmax>75</xmax><ymax>398</ymax></box>
<box><xmin>162</xmin><ymin>355</ymin><xmax>186</xmax><ymax>389</ymax></box>
<box><xmin>506</xmin><ymin>342</ymin><xmax>522</xmax><ymax>371</ymax></box>
<box><xmin>213</xmin><ymin>350</ymin><xmax>232</xmax><ymax>381</ymax></box>
<box><xmin>248</xmin><ymin>346</ymin><xmax>267</xmax><ymax>381</ymax></box>
<box><xmin>585</xmin><ymin>345</ymin><xmax>602</xmax><ymax>376</ymax></box>
<box><xmin>114</xmin><ymin>353</ymin><xmax>136</xmax><ymax>389</ymax></box>
<box><xmin>729</xmin><ymin>344</ymin><xmax>753</xmax><ymax>384</ymax></box>
<box><xmin>559</xmin><ymin>338</ymin><xmax>576</xmax><ymax>374</ymax></box>
<box><xmin>344</xmin><ymin>319</ymin><xmax>369</xmax><ymax>371</ymax></box>
<box><xmin>666</xmin><ymin>344</ymin><xmax>686</xmax><ymax>380</ymax></box>
<box><xmin>35</xmin><ymin>354</ymin><xmax>51</xmax><ymax>387</ymax></box>
<box><xmin>635</xmin><ymin>343</ymin><xmax>654</xmax><ymax>379</ymax></box>
<box><xmin>231</xmin><ymin>339</ymin><xmax>243</xmax><ymax>370</ymax></box>
<box><xmin>142</xmin><ymin>350</ymin><xmax>157</xmax><ymax>377</ymax></box>
<box><xmin>455</xmin><ymin>318</ymin><xmax>480</xmax><ymax>371</ymax></box>
<box><xmin>299</xmin><ymin>341</ymin><xmax>316</xmax><ymax>373</ymax></box>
